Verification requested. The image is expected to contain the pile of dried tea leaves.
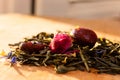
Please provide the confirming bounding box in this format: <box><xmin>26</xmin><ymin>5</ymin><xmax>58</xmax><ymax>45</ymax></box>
<box><xmin>8</xmin><ymin>32</ymin><xmax>120</xmax><ymax>74</ymax></box>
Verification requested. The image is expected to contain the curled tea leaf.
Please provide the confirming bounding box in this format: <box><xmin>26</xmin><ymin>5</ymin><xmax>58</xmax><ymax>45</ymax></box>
<box><xmin>55</xmin><ymin>65</ymin><xmax>76</xmax><ymax>74</ymax></box>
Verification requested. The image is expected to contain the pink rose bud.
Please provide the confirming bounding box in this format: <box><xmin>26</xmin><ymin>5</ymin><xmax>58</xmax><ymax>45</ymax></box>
<box><xmin>49</xmin><ymin>33</ymin><xmax>72</xmax><ymax>54</ymax></box>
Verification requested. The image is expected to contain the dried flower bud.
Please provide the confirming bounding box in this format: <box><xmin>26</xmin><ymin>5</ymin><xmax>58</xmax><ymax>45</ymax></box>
<box><xmin>49</xmin><ymin>33</ymin><xmax>72</xmax><ymax>54</ymax></box>
<box><xmin>20</xmin><ymin>41</ymin><xmax>45</xmax><ymax>54</ymax></box>
<box><xmin>71</xmin><ymin>27</ymin><xmax>97</xmax><ymax>48</ymax></box>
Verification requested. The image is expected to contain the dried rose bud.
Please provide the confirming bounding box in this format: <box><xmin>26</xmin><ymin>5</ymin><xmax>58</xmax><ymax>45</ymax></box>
<box><xmin>71</xmin><ymin>27</ymin><xmax>97</xmax><ymax>47</ymax></box>
<box><xmin>20</xmin><ymin>41</ymin><xmax>45</xmax><ymax>54</ymax></box>
<box><xmin>33</xmin><ymin>42</ymin><xmax>45</xmax><ymax>52</ymax></box>
<box><xmin>49</xmin><ymin>33</ymin><xmax>72</xmax><ymax>54</ymax></box>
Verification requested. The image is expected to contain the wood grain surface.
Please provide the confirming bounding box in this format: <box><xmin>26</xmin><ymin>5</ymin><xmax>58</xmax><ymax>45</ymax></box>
<box><xmin>0</xmin><ymin>14</ymin><xmax>120</xmax><ymax>80</ymax></box>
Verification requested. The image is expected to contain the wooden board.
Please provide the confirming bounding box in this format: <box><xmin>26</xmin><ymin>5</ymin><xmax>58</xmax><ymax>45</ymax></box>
<box><xmin>0</xmin><ymin>14</ymin><xmax>120</xmax><ymax>80</ymax></box>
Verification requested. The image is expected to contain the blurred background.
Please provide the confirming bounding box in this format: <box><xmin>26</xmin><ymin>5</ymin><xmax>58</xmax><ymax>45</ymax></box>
<box><xmin>0</xmin><ymin>0</ymin><xmax>120</xmax><ymax>19</ymax></box>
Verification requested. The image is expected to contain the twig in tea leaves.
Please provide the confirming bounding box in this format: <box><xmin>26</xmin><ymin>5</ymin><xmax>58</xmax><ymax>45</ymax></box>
<box><xmin>42</xmin><ymin>51</ymin><xmax>51</xmax><ymax>66</ymax></box>
<box><xmin>109</xmin><ymin>44</ymin><xmax>120</xmax><ymax>54</ymax></box>
<box><xmin>78</xmin><ymin>46</ymin><xmax>90</xmax><ymax>72</ymax></box>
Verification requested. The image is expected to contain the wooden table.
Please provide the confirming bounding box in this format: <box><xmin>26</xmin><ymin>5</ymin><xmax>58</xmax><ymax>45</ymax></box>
<box><xmin>0</xmin><ymin>14</ymin><xmax>120</xmax><ymax>80</ymax></box>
